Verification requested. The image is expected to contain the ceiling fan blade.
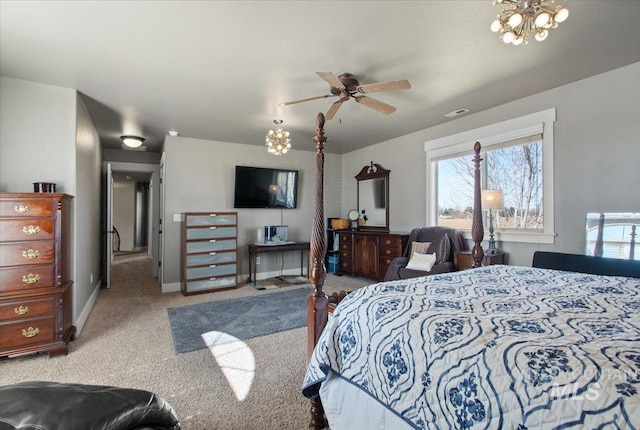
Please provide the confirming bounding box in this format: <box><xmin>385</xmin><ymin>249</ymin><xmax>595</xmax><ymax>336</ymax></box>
<box><xmin>354</xmin><ymin>96</ymin><xmax>397</xmax><ymax>115</ymax></box>
<box><xmin>278</xmin><ymin>94</ymin><xmax>336</xmax><ymax>106</ymax></box>
<box><xmin>356</xmin><ymin>79</ymin><xmax>411</xmax><ymax>94</ymax></box>
<box><xmin>316</xmin><ymin>72</ymin><xmax>346</xmax><ymax>90</ymax></box>
<box><xmin>325</xmin><ymin>99</ymin><xmax>345</xmax><ymax>120</ymax></box>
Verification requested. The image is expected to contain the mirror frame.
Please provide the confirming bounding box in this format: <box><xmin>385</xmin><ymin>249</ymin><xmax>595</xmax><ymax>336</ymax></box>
<box><xmin>355</xmin><ymin>162</ymin><xmax>390</xmax><ymax>232</ymax></box>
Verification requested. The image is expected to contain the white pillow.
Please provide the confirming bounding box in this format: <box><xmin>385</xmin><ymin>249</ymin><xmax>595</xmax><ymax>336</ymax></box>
<box><xmin>405</xmin><ymin>252</ymin><xmax>437</xmax><ymax>272</ymax></box>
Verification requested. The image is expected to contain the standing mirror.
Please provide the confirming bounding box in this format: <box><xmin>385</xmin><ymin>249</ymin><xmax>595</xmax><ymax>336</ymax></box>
<box><xmin>586</xmin><ymin>212</ymin><xmax>639</xmax><ymax>260</ymax></box>
<box><xmin>356</xmin><ymin>162</ymin><xmax>390</xmax><ymax>231</ymax></box>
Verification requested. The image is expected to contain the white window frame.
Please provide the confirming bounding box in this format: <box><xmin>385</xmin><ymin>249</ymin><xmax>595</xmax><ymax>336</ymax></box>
<box><xmin>424</xmin><ymin>108</ymin><xmax>556</xmax><ymax>244</ymax></box>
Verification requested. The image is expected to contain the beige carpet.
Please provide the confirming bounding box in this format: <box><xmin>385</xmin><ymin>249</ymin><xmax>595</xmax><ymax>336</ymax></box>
<box><xmin>0</xmin><ymin>254</ymin><xmax>371</xmax><ymax>429</ymax></box>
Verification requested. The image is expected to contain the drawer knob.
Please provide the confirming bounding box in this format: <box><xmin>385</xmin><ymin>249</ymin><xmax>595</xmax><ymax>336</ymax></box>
<box><xmin>22</xmin><ymin>327</ymin><xmax>40</xmax><ymax>338</ymax></box>
<box><xmin>22</xmin><ymin>249</ymin><xmax>40</xmax><ymax>259</ymax></box>
<box><xmin>386</xmin><ymin>249</ymin><xmax>392</xmax><ymax>254</ymax></box>
<box><xmin>386</xmin><ymin>240</ymin><xmax>391</xmax><ymax>245</ymax></box>
<box><xmin>14</xmin><ymin>204</ymin><xmax>30</xmax><ymax>214</ymax></box>
<box><xmin>386</xmin><ymin>259</ymin><xmax>391</xmax><ymax>264</ymax></box>
<box><xmin>14</xmin><ymin>306</ymin><xmax>30</xmax><ymax>315</ymax></box>
<box><xmin>22</xmin><ymin>273</ymin><xmax>41</xmax><ymax>284</ymax></box>
<box><xmin>22</xmin><ymin>225</ymin><xmax>41</xmax><ymax>235</ymax></box>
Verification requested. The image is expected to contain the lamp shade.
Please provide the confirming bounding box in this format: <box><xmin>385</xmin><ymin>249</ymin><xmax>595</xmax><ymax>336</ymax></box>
<box><xmin>481</xmin><ymin>189</ymin><xmax>503</xmax><ymax>210</ymax></box>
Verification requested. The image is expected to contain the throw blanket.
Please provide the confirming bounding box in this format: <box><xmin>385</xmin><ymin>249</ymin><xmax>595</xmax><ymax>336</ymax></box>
<box><xmin>303</xmin><ymin>265</ymin><xmax>640</xmax><ymax>428</ymax></box>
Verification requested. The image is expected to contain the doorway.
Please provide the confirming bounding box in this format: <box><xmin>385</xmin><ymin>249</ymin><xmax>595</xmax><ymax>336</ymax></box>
<box><xmin>103</xmin><ymin>161</ymin><xmax>161</xmax><ymax>288</ymax></box>
<box><xmin>113</xmin><ymin>175</ymin><xmax>150</xmax><ymax>254</ymax></box>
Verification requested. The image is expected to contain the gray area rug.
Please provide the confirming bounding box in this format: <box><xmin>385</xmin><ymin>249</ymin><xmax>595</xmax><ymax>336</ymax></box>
<box><xmin>167</xmin><ymin>286</ymin><xmax>310</xmax><ymax>354</ymax></box>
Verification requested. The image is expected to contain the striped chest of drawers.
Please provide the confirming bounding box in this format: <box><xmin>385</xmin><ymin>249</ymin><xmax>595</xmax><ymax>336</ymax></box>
<box><xmin>182</xmin><ymin>212</ymin><xmax>238</xmax><ymax>295</ymax></box>
<box><xmin>0</xmin><ymin>193</ymin><xmax>75</xmax><ymax>358</ymax></box>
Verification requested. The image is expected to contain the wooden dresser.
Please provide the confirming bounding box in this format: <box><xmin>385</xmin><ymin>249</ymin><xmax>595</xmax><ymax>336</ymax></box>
<box><xmin>182</xmin><ymin>212</ymin><xmax>238</xmax><ymax>295</ymax></box>
<box><xmin>0</xmin><ymin>193</ymin><xmax>75</xmax><ymax>358</ymax></box>
<box><xmin>337</xmin><ymin>230</ymin><xmax>409</xmax><ymax>281</ymax></box>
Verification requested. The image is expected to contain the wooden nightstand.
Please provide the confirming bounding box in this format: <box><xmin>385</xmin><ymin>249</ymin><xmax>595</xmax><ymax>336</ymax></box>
<box><xmin>454</xmin><ymin>250</ymin><xmax>506</xmax><ymax>271</ymax></box>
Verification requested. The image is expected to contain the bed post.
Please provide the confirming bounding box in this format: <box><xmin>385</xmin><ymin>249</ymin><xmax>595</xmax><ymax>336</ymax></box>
<box><xmin>471</xmin><ymin>141</ymin><xmax>485</xmax><ymax>268</ymax></box>
<box><xmin>307</xmin><ymin>113</ymin><xmax>328</xmax><ymax>430</ymax></box>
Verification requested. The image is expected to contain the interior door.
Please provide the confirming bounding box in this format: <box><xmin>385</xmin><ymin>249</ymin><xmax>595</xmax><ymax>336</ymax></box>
<box><xmin>106</xmin><ymin>162</ymin><xmax>114</xmax><ymax>288</ymax></box>
<box><xmin>158</xmin><ymin>153</ymin><xmax>165</xmax><ymax>284</ymax></box>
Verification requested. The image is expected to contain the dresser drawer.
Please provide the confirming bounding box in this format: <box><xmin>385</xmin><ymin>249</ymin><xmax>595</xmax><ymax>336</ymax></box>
<box><xmin>0</xmin><ymin>316</ymin><xmax>56</xmax><ymax>349</ymax></box>
<box><xmin>0</xmin><ymin>199</ymin><xmax>55</xmax><ymax>218</ymax></box>
<box><xmin>186</xmin><ymin>239</ymin><xmax>236</xmax><ymax>253</ymax></box>
<box><xmin>185</xmin><ymin>213</ymin><xmax>237</xmax><ymax>226</ymax></box>
<box><xmin>0</xmin><ymin>241</ymin><xmax>55</xmax><ymax>266</ymax></box>
<box><xmin>379</xmin><ymin>247</ymin><xmax>399</xmax><ymax>258</ymax></box>
<box><xmin>186</xmin><ymin>226</ymin><xmax>237</xmax><ymax>240</ymax></box>
<box><xmin>183</xmin><ymin>276</ymin><xmax>237</xmax><ymax>293</ymax></box>
<box><xmin>379</xmin><ymin>255</ymin><xmax>395</xmax><ymax>272</ymax></box>
<box><xmin>0</xmin><ymin>219</ymin><xmax>55</xmax><ymax>242</ymax></box>
<box><xmin>339</xmin><ymin>249</ymin><xmax>352</xmax><ymax>260</ymax></box>
<box><xmin>340</xmin><ymin>259</ymin><xmax>353</xmax><ymax>272</ymax></box>
<box><xmin>0</xmin><ymin>296</ymin><xmax>56</xmax><ymax>322</ymax></box>
<box><xmin>185</xmin><ymin>263</ymin><xmax>237</xmax><ymax>280</ymax></box>
<box><xmin>185</xmin><ymin>251</ymin><xmax>236</xmax><ymax>267</ymax></box>
<box><xmin>0</xmin><ymin>265</ymin><xmax>56</xmax><ymax>292</ymax></box>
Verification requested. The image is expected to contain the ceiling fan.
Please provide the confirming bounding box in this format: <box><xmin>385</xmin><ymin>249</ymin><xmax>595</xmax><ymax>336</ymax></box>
<box><xmin>279</xmin><ymin>72</ymin><xmax>411</xmax><ymax>120</ymax></box>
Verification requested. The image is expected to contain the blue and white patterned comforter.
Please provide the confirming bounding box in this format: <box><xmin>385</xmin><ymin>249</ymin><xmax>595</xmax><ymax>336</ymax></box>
<box><xmin>303</xmin><ymin>265</ymin><xmax>640</xmax><ymax>429</ymax></box>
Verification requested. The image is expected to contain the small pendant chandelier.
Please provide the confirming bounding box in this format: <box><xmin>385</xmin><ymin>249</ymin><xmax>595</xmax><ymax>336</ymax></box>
<box><xmin>491</xmin><ymin>0</ymin><xmax>569</xmax><ymax>46</ymax></box>
<box><xmin>265</xmin><ymin>119</ymin><xmax>291</xmax><ymax>155</ymax></box>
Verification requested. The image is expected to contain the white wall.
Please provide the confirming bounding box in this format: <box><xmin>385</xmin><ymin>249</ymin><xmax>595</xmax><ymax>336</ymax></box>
<box><xmin>0</xmin><ymin>77</ymin><xmax>76</xmax><ymax>194</ymax></box>
<box><xmin>74</xmin><ymin>94</ymin><xmax>103</xmax><ymax>333</ymax></box>
<box><xmin>162</xmin><ymin>136</ymin><xmax>342</xmax><ymax>288</ymax></box>
<box><xmin>342</xmin><ymin>62</ymin><xmax>640</xmax><ymax>266</ymax></box>
<box><xmin>113</xmin><ymin>180</ymin><xmax>136</xmax><ymax>251</ymax></box>
<box><xmin>0</xmin><ymin>77</ymin><xmax>103</xmax><ymax>335</ymax></box>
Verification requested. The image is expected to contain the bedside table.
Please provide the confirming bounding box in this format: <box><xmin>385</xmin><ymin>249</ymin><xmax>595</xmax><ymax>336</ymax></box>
<box><xmin>454</xmin><ymin>250</ymin><xmax>506</xmax><ymax>271</ymax></box>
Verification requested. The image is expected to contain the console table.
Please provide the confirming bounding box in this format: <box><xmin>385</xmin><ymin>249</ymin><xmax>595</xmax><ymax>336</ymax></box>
<box><xmin>247</xmin><ymin>242</ymin><xmax>310</xmax><ymax>286</ymax></box>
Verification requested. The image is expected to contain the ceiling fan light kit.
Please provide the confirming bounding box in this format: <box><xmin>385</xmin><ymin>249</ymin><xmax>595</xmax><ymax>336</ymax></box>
<box><xmin>279</xmin><ymin>72</ymin><xmax>411</xmax><ymax>120</ymax></box>
<box><xmin>491</xmin><ymin>0</ymin><xmax>569</xmax><ymax>45</ymax></box>
<box><xmin>265</xmin><ymin>119</ymin><xmax>291</xmax><ymax>155</ymax></box>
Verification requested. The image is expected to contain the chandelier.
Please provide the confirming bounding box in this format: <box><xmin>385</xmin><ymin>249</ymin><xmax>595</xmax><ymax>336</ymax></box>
<box><xmin>491</xmin><ymin>0</ymin><xmax>569</xmax><ymax>45</ymax></box>
<box><xmin>265</xmin><ymin>119</ymin><xmax>291</xmax><ymax>155</ymax></box>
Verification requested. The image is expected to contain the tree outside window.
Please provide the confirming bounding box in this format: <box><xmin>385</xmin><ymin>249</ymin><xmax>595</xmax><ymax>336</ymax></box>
<box><xmin>437</xmin><ymin>135</ymin><xmax>543</xmax><ymax>231</ymax></box>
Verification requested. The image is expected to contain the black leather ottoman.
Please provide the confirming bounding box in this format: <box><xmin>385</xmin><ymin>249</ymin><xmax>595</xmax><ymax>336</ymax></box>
<box><xmin>0</xmin><ymin>381</ymin><xmax>181</xmax><ymax>430</ymax></box>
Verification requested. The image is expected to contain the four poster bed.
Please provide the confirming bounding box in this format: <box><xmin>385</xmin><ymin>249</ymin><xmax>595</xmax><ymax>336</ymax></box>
<box><xmin>303</xmin><ymin>114</ymin><xmax>640</xmax><ymax>429</ymax></box>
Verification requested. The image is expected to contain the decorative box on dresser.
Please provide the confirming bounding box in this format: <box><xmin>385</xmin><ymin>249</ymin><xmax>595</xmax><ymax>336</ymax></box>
<box><xmin>0</xmin><ymin>193</ymin><xmax>75</xmax><ymax>358</ymax></box>
<box><xmin>182</xmin><ymin>212</ymin><xmax>238</xmax><ymax>295</ymax></box>
<box><xmin>337</xmin><ymin>230</ymin><xmax>409</xmax><ymax>281</ymax></box>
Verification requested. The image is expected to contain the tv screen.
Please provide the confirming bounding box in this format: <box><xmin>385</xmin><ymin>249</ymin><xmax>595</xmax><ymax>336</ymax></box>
<box><xmin>233</xmin><ymin>166</ymin><xmax>299</xmax><ymax>209</ymax></box>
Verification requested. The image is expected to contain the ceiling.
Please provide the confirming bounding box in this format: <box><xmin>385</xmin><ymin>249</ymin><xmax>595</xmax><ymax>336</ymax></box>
<box><xmin>1</xmin><ymin>1</ymin><xmax>639</xmax><ymax>155</ymax></box>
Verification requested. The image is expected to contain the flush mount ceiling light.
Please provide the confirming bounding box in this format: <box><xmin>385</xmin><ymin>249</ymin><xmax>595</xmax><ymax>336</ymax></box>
<box><xmin>491</xmin><ymin>0</ymin><xmax>569</xmax><ymax>45</ymax></box>
<box><xmin>120</xmin><ymin>135</ymin><xmax>145</xmax><ymax>148</ymax></box>
<box><xmin>265</xmin><ymin>120</ymin><xmax>291</xmax><ymax>155</ymax></box>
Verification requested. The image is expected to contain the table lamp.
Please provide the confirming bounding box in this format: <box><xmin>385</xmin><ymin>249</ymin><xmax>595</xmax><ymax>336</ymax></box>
<box><xmin>481</xmin><ymin>189</ymin><xmax>503</xmax><ymax>254</ymax></box>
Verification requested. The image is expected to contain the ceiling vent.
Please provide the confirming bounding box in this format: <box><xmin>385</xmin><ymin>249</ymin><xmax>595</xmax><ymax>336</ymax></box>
<box><xmin>445</xmin><ymin>108</ymin><xmax>470</xmax><ymax>118</ymax></box>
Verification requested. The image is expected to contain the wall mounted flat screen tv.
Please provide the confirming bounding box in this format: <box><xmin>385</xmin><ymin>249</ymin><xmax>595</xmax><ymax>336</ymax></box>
<box><xmin>234</xmin><ymin>166</ymin><xmax>299</xmax><ymax>209</ymax></box>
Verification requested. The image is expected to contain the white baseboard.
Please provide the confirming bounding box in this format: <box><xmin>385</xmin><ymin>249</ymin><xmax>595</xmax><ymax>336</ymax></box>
<box><xmin>74</xmin><ymin>278</ymin><xmax>102</xmax><ymax>337</ymax></box>
<box><xmin>162</xmin><ymin>282</ymin><xmax>181</xmax><ymax>293</ymax></box>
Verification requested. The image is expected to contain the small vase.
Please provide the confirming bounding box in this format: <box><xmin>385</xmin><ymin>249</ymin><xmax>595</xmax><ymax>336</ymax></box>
<box><xmin>358</xmin><ymin>219</ymin><xmax>365</xmax><ymax>227</ymax></box>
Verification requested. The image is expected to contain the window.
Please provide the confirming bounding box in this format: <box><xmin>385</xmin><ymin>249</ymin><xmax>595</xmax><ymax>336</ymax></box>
<box><xmin>425</xmin><ymin>108</ymin><xmax>556</xmax><ymax>244</ymax></box>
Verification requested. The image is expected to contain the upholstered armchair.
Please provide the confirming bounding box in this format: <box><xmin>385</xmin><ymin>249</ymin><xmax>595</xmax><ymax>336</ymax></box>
<box><xmin>383</xmin><ymin>226</ymin><xmax>467</xmax><ymax>281</ymax></box>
